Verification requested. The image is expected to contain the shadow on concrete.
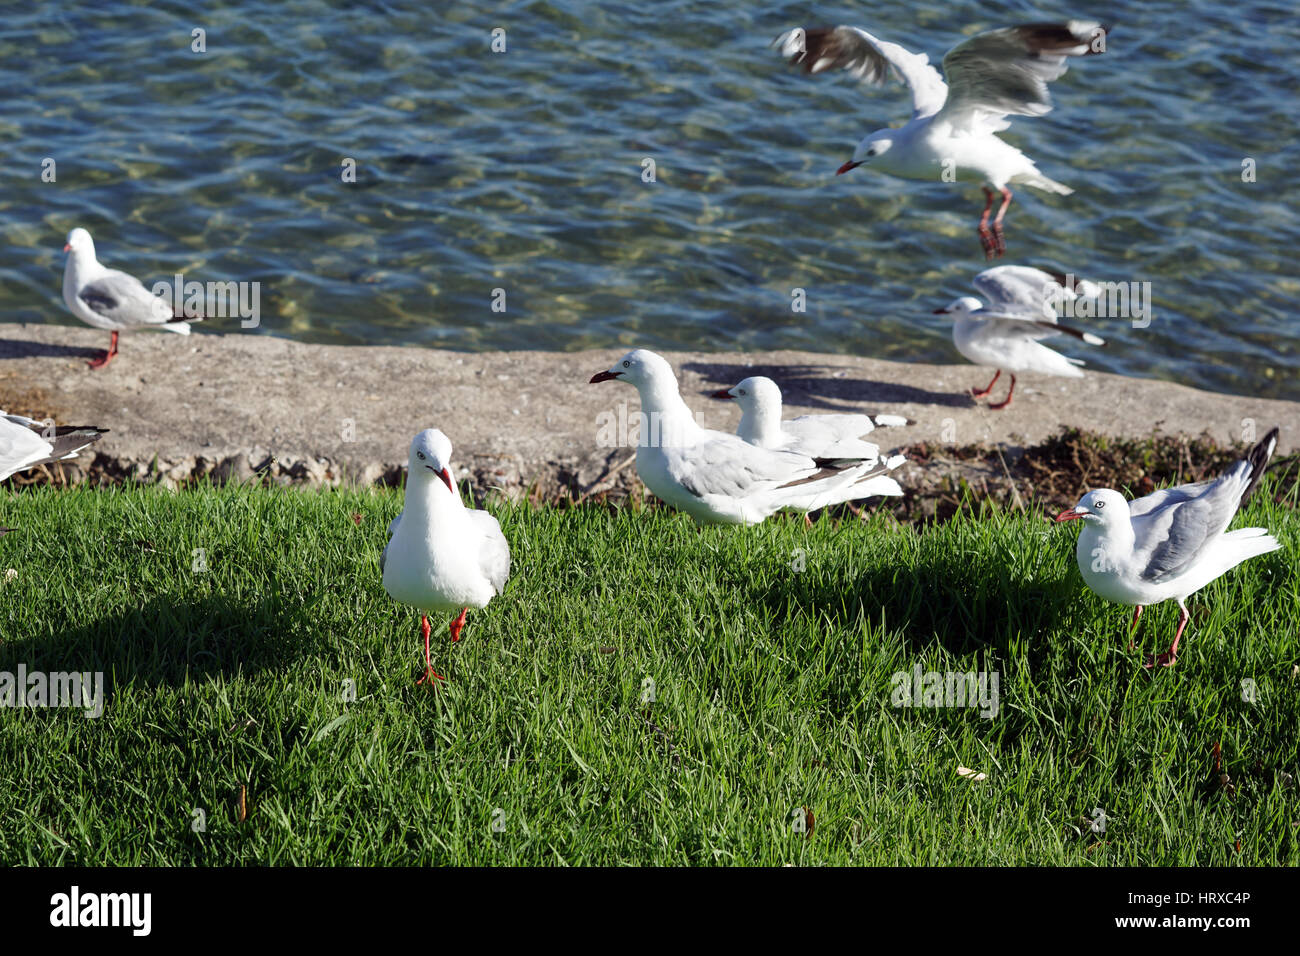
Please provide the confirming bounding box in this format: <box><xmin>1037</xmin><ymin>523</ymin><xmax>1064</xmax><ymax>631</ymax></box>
<box><xmin>681</xmin><ymin>359</ymin><xmax>971</xmax><ymax>410</ymax></box>
<box><xmin>0</xmin><ymin>336</ymin><xmax>102</xmax><ymax>362</ymax></box>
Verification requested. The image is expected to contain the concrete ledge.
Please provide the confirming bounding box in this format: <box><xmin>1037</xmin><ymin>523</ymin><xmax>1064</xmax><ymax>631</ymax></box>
<box><xmin>2</xmin><ymin>322</ymin><xmax>1297</xmax><ymax>497</ymax></box>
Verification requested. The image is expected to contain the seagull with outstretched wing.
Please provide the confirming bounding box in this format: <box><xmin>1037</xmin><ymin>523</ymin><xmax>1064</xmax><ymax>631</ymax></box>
<box><xmin>933</xmin><ymin>264</ymin><xmax>1106</xmax><ymax>409</ymax></box>
<box><xmin>773</xmin><ymin>20</ymin><xmax>1110</xmax><ymax>258</ymax></box>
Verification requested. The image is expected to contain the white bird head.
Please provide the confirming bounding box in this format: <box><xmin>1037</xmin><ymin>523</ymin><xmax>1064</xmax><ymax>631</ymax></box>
<box><xmin>64</xmin><ymin>227</ymin><xmax>94</xmax><ymax>256</ymax></box>
<box><xmin>589</xmin><ymin>348</ymin><xmax>675</xmax><ymax>390</ymax></box>
<box><xmin>838</xmin><ymin>131</ymin><xmax>894</xmax><ymax>175</ymax></box>
<box><xmin>933</xmin><ymin>296</ymin><xmax>983</xmax><ymax>317</ymax></box>
<box><xmin>711</xmin><ymin>375</ymin><xmax>782</xmax><ymax>414</ymax></box>
<box><xmin>407</xmin><ymin>428</ymin><xmax>455</xmax><ymax>493</ymax></box>
<box><xmin>1055</xmin><ymin>488</ymin><xmax>1128</xmax><ymax>526</ymax></box>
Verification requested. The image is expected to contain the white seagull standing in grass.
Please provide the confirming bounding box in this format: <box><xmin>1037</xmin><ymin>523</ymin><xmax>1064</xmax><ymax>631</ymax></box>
<box><xmin>774</xmin><ymin>20</ymin><xmax>1109</xmax><ymax>258</ymax></box>
<box><xmin>62</xmin><ymin>227</ymin><xmax>198</xmax><ymax>369</ymax></box>
<box><xmin>381</xmin><ymin>428</ymin><xmax>511</xmax><ymax>685</ymax></box>
<box><xmin>590</xmin><ymin>350</ymin><xmax>905</xmax><ymax>525</ymax></box>
<box><xmin>1055</xmin><ymin>428</ymin><xmax>1282</xmax><ymax>668</ymax></box>
<box><xmin>710</xmin><ymin>375</ymin><xmax>908</xmax><ymax>461</ymax></box>
<box><xmin>934</xmin><ymin>265</ymin><xmax>1106</xmax><ymax>409</ymax></box>
<box><xmin>1</xmin><ymin>412</ymin><xmax>108</xmax><ymax>481</ymax></box>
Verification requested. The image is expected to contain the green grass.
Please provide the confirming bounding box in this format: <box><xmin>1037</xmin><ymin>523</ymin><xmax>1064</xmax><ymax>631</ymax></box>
<box><xmin>1</xmin><ymin>481</ymin><xmax>1297</xmax><ymax>865</ymax></box>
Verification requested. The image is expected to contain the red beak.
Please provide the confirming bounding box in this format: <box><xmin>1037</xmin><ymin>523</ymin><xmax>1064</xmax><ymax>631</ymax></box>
<box><xmin>589</xmin><ymin>370</ymin><xmax>621</xmax><ymax>384</ymax></box>
<box><xmin>1054</xmin><ymin>508</ymin><xmax>1085</xmax><ymax>522</ymax></box>
<box><xmin>836</xmin><ymin>161</ymin><xmax>862</xmax><ymax>176</ymax></box>
<box><xmin>63</xmin><ymin>243</ymin><xmax>71</xmax><ymax>252</ymax></box>
<box><xmin>438</xmin><ymin>467</ymin><xmax>454</xmax><ymax>493</ymax></box>
<box><xmin>710</xmin><ymin>389</ymin><xmax>735</xmax><ymax>400</ymax></box>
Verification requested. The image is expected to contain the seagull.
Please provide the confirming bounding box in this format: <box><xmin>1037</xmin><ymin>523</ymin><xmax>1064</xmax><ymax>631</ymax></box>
<box><xmin>1054</xmin><ymin>428</ymin><xmax>1282</xmax><ymax>668</ymax></box>
<box><xmin>381</xmin><ymin>428</ymin><xmax>510</xmax><ymax>685</ymax></box>
<box><xmin>710</xmin><ymin>375</ymin><xmax>908</xmax><ymax>461</ymax></box>
<box><xmin>933</xmin><ymin>265</ymin><xmax>1106</xmax><ymax>409</ymax></box>
<box><xmin>590</xmin><ymin>350</ymin><xmax>904</xmax><ymax>525</ymax></box>
<box><xmin>774</xmin><ymin>20</ymin><xmax>1109</xmax><ymax>258</ymax></box>
<box><xmin>62</xmin><ymin>227</ymin><xmax>198</xmax><ymax>369</ymax></box>
<box><xmin>1</xmin><ymin>412</ymin><xmax>108</xmax><ymax>482</ymax></box>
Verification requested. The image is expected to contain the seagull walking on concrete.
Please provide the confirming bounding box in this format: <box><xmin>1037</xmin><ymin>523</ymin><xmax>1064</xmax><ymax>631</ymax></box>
<box><xmin>1</xmin><ymin>412</ymin><xmax>108</xmax><ymax>481</ymax></box>
<box><xmin>774</xmin><ymin>20</ymin><xmax>1109</xmax><ymax>257</ymax></box>
<box><xmin>62</xmin><ymin>227</ymin><xmax>198</xmax><ymax>369</ymax></box>
<box><xmin>381</xmin><ymin>429</ymin><xmax>511</xmax><ymax>685</ymax></box>
<box><xmin>934</xmin><ymin>265</ymin><xmax>1106</xmax><ymax>409</ymax></box>
<box><xmin>1054</xmin><ymin>428</ymin><xmax>1282</xmax><ymax>667</ymax></box>
<box><xmin>590</xmin><ymin>350</ymin><xmax>903</xmax><ymax>524</ymax></box>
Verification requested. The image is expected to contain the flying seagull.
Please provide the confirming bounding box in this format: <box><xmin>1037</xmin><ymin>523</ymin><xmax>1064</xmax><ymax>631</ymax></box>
<box><xmin>774</xmin><ymin>20</ymin><xmax>1109</xmax><ymax>257</ymax></box>
<box><xmin>1055</xmin><ymin>428</ymin><xmax>1282</xmax><ymax>667</ymax></box>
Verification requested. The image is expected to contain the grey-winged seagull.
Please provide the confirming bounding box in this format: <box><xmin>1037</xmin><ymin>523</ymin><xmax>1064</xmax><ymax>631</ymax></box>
<box><xmin>933</xmin><ymin>265</ymin><xmax>1106</xmax><ymax>409</ymax></box>
<box><xmin>381</xmin><ymin>428</ymin><xmax>510</xmax><ymax>685</ymax></box>
<box><xmin>710</xmin><ymin>375</ymin><xmax>907</xmax><ymax>464</ymax></box>
<box><xmin>1055</xmin><ymin>428</ymin><xmax>1282</xmax><ymax>667</ymax></box>
<box><xmin>1</xmin><ymin>412</ymin><xmax>108</xmax><ymax>481</ymax></box>
<box><xmin>590</xmin><ymin>350</ymin><xmax>904</xmax><ymax>524</ymax></box>
<box><xmin>62</xmin><ymin>227</ymin><xmax>197</xmax><ymax>369</ymax></box>
<box><xmin>774</xmin><ymin>20</ymin><xmax>1110</xmax><ymax>257</ymax></box>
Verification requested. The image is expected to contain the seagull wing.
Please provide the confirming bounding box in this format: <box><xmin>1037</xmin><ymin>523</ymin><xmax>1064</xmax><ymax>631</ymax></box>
<box><xmin>666</xmin><ymin>431</ymin><xmax>848</xmax><ymax>499</ymax></box>
<box><xmin>468</xmin><ymin>509</ymin><xmax>511</xmax><ymax>596</ymax></box>
<box><xmin>379</xmin><ymin>513</ymin><xmax>401</xmax><ymax>574</ymax></box>
<box><xmin>783</xmin><ymin>415</ymin><xmax>883</xmax><ymax>462</ymax></box>
<box><xmin>774</xmin><ymin>25</ymin><xmax>948</xmax><ymax>118</ymax></box>
<box><xmin>1133</xmin><ymin>429</ymin><xmax>1279</xmax><ymax>582</ymax></box>
<box><xmin>77</xmin><ymin>269</ymin><xmax>179</xmax><ymax>329</ymax></box>
<box><xmin>0</xmin><ymin>414</ymin><xmax>107</xmax><ymax>481</ymax></box>
<box><xmin>935</xmin><ymin>21</ymin><xmax>1108</xmax><ymax>133</ymax></box>
<box><xmin>973</xmin><ymin>311</ymin><xmax>1104</xmax><ymax>346</ymax></box>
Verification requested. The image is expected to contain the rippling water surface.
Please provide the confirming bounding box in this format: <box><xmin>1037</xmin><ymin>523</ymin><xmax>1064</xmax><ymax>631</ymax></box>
<box><xmin>3</xmin><ymin>1</ymin><xmax>1298</xmax><ymax>398</ymax></box>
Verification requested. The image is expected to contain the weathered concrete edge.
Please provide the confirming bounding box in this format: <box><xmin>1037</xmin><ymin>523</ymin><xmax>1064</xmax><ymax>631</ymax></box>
<box><xmin>2</xmin><ymin>321</ymin><xmax>1297</xmax><ymax>499</ymax></box>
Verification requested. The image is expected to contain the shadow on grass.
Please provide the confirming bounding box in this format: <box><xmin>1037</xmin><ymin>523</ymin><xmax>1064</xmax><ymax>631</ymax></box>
<box><xmin>681</xmin><ymin>359</ymin><xmax>970</xmax><ymax>410</ymax></box>
<box><xmin>753</xmin><ymin>547</ymin><xmax>1074</xmax><ymax>661</ymax></box>
<box><xmin>1</xmin><ymin>589</ymin><xmax>338</xmax><ymax>689</ymax></box>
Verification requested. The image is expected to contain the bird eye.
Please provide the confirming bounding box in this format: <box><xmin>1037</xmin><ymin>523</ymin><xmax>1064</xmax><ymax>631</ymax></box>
<box><xmin>417</xmin><ymin>451</ymin><xmax>425</xmax><ymax>460</ymax></box>
<box><xmin>866</xmin><ymin>149</ymin><xmax>876</xmax><ymax>157</ymax></box>
<box><xmin>738</xmin><ymin>389</ymin><xmax>746</xmax><ymax>396</ymax></box>
<box><xmin>622</xmin><ymin>360</ymin><xmax>630</xmax><ymax>368</ymax></box>
<box><xmin>1095</xmin><ymin>500</ymin><xmax>1104</xmax><ymax>509</ymax></box>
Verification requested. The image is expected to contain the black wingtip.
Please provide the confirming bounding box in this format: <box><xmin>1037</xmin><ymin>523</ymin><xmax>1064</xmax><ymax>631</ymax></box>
<box><xmin>1239</xmin><ymin>426</ymin><xmax>1280</xmax><ymax>505</ymax></box>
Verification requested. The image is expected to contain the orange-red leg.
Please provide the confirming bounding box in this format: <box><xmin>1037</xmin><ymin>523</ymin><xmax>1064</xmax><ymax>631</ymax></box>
<box><xmin>416</xmin><ymin>614</ymin><xmax>444</xmax><ymax>685</ymax></box>
<box><xmin>990</xmin><ymin>187</ymin><xmax>1012</xmax><ymax>257</ymax></box>
<box><xmin>449</xmin><ymin>607</ymin><xmax>468</xmax><ymax>643</ymax></box>
<box><xmin>988</xmin><ymin>374</ymin><xmax>1017</xmax><ymax>410</ymax></box>
<box><xmin>87</xmin><ymin>330</ymin><xmax>119</xmax><ymax>369</ymax></box>
<box><xmin>971</xmin><ymin>369</ymin><xmax>1001</xmax><ymax>399</ymax></box>
<box><xmin>1147</xmin><ymin>606</ymin><xmax>1189</xmax><ymax>669</ymax></box>
<box><xmin>1127</xmin><ymin>605</ymin><xmax>1144</xmax><ymax>651</ymax></box>
<box><xmin>977</xmin><ymin>187</ymin><xmax>997</xmax><ymax>258</ymax></box>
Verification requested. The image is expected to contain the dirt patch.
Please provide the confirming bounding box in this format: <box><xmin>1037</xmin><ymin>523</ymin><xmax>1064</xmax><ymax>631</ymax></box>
<box><xmin>5</xmin><ymin>426</ymin><xmax>1295</xmax><ymax>525</ymax></box>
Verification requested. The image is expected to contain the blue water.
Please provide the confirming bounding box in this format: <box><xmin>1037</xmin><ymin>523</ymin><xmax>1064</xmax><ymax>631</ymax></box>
<box><xmin>3</xmin><ymin>0</ymin><xmax>1298</xmax><ymax>399</ymax></box>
